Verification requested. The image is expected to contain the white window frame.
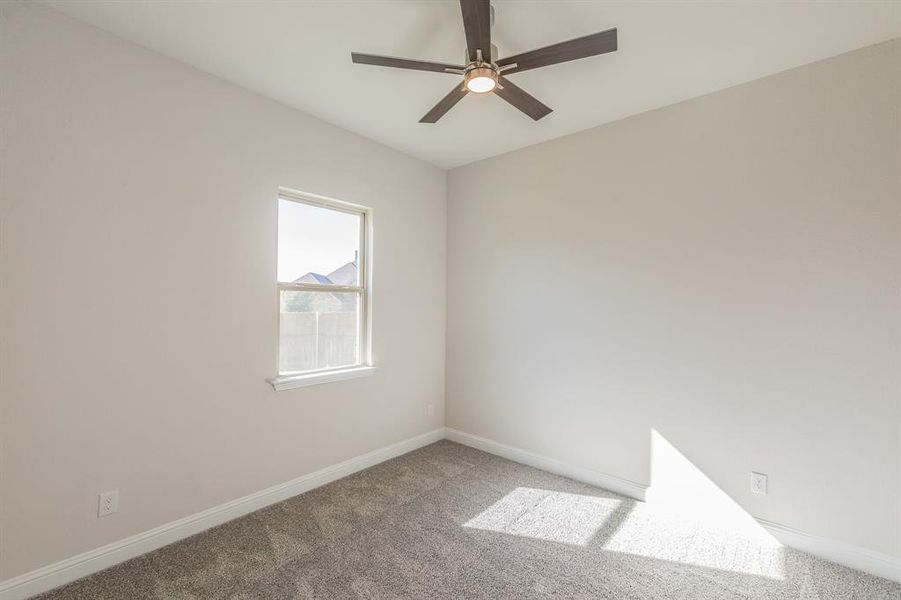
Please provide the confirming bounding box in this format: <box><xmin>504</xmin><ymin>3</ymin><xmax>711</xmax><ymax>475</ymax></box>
<box><xmin>270</xmin><ymin>189</ymin><xmax>374</xmax><ymax>391</ymax></box>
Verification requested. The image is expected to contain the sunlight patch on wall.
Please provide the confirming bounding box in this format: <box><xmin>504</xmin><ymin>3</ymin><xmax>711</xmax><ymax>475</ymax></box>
<box><xmin>588</xmin><ymin>428</ymin><xmax>787</xmax><ymax>579</ymax></box>
<box><xmin>648</xmin><ymin>429</ymin><xmax>774</xmax><ymax>541</ymax></box>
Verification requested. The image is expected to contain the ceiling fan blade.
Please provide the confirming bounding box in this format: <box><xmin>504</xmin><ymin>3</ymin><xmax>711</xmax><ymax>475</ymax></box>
<box><xmin>420</xmin><ymin>85</ymin><xmax>469</xmax><ymax>123</ymax></box>
<box><xmin>497</xmin><ymin>28</ymin><xmax>617</xmax><ymax>75</ymax></box>
<box><xmin>460</xmin><ymin>0</ymin><xmax>491</xmax><ymax>62</ymax></box>
<box><xmin>351</xmin><ymin>52</ymin><xmax>464</xmax><ymax>74</ymax></box>
<box><xmin>494</xmin><ymin>78</ymin><xmax>552</xmax><ymax>121</ymax></box>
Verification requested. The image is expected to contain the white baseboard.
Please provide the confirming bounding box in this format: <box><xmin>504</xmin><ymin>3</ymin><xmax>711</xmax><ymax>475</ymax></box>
<box><xmin>444</xmin><ymin>427</ymin><xmax>649</xmax><ymax>501</ymax></box>
<box><xmin>3</xmin><ymin>426</ymin><xmax>898</xmax><ymax>598</ymax></box>
<box><xmin>757</xmin><ymin>518</ymin><xmax>901</xmax><ymax>583</ymax></box>
<box><xmin>0</xmin><ymin>428</ymin><xmax>445</xmax><ymax>600</ymax></box>
<box><xmin>445</xmin><ymin>427</ymin><xmax>901</xmax><ymax>584</ymax></box>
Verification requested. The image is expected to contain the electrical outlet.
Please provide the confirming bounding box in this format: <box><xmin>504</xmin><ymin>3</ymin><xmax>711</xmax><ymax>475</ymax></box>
<box><xmin>751</xmin><ymin>472</ymin><xmax>768</xmax><ymax>495</ymax></box>
<box><xmin>98</xmin><ymin>490</ymin><xmax>119</xmax><ymax>517</ymax></box>
<box><xmin>427</xmin><ymin>403</ymin><xmax>435</xmax><ymax>417</ymax></box>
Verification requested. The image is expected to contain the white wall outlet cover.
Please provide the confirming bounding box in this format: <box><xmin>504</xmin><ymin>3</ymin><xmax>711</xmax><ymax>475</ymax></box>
<box><xmin>751</xmin><ymin>472</ymin><xmax>768</xmax><ymax>495</ymax></box>
<box><xmin>427</xmin><ymin>404</ymin><xmax>435</xmax><ymax>417</ymax></box>
<box><xmin>98</xmin><ymin>490</ymin><xmax>119</xmax><ymax>517</ymax></box>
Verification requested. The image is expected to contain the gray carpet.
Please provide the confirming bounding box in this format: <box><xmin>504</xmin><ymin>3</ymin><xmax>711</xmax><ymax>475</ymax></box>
<box><xmin>36</xmin><ymin>441</ymin><xmax>900</xmax><ymax>599</ymax></box>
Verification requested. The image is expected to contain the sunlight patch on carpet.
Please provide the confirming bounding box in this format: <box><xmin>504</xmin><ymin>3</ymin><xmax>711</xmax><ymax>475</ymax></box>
<box><xmin>463</xmin><ymin>487</ymin><xmax>620</xmax><ymax>546</ymax></box>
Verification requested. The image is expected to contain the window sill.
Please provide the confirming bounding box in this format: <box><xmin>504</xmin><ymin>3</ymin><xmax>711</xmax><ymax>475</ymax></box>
<box><xmin>269</xmin><ymin>366</ymin><xmax>377</xmax><ymax>391</ymax></box>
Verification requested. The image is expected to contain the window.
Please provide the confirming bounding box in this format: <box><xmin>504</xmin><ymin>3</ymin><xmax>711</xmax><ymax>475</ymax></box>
<box><xmin>272</xmin><ymin>190</ymin><xmax>372</xmax><ymax>389</ymax></box>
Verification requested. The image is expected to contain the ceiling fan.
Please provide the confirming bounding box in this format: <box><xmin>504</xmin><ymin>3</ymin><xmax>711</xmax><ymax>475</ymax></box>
<box><xmin>351</xmin><ymin>0</ymin><xmax>617</xmax><ymax>123</ymax></box>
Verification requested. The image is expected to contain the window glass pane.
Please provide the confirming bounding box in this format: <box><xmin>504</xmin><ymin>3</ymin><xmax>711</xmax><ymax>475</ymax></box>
<box><xmin>278</xmin><ymin>199</ymin><xmax>360</xmax><ymax>285</ymax></box>
<box><xmin>279</xmin><ymin>290</ymin><xmax>360</xmax><ymax>374</ymax></box>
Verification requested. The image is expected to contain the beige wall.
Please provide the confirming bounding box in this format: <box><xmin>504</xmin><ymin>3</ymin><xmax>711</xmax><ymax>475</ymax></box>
<box><xmin>0</xmin><ymin>2</ymin><xmax>446</xmax><ymax>579</ymax></box>
<box><xmin>447</xmin><ymin>39</ymin><xmax>901</xmax><ymax>557</ymax></box>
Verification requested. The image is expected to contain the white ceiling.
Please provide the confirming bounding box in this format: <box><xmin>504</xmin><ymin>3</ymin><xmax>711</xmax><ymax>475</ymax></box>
<box><xmin>43</xmin><ymin>1</ymin><xmax>900</xmax><ymax>169</ymax></box>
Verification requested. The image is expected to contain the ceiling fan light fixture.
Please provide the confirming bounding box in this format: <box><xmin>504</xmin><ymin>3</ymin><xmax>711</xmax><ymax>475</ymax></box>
<box><xmin>465</xmin><ymin>67</ymin><xmax>497</xmax><ymax>93</ymax></box>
